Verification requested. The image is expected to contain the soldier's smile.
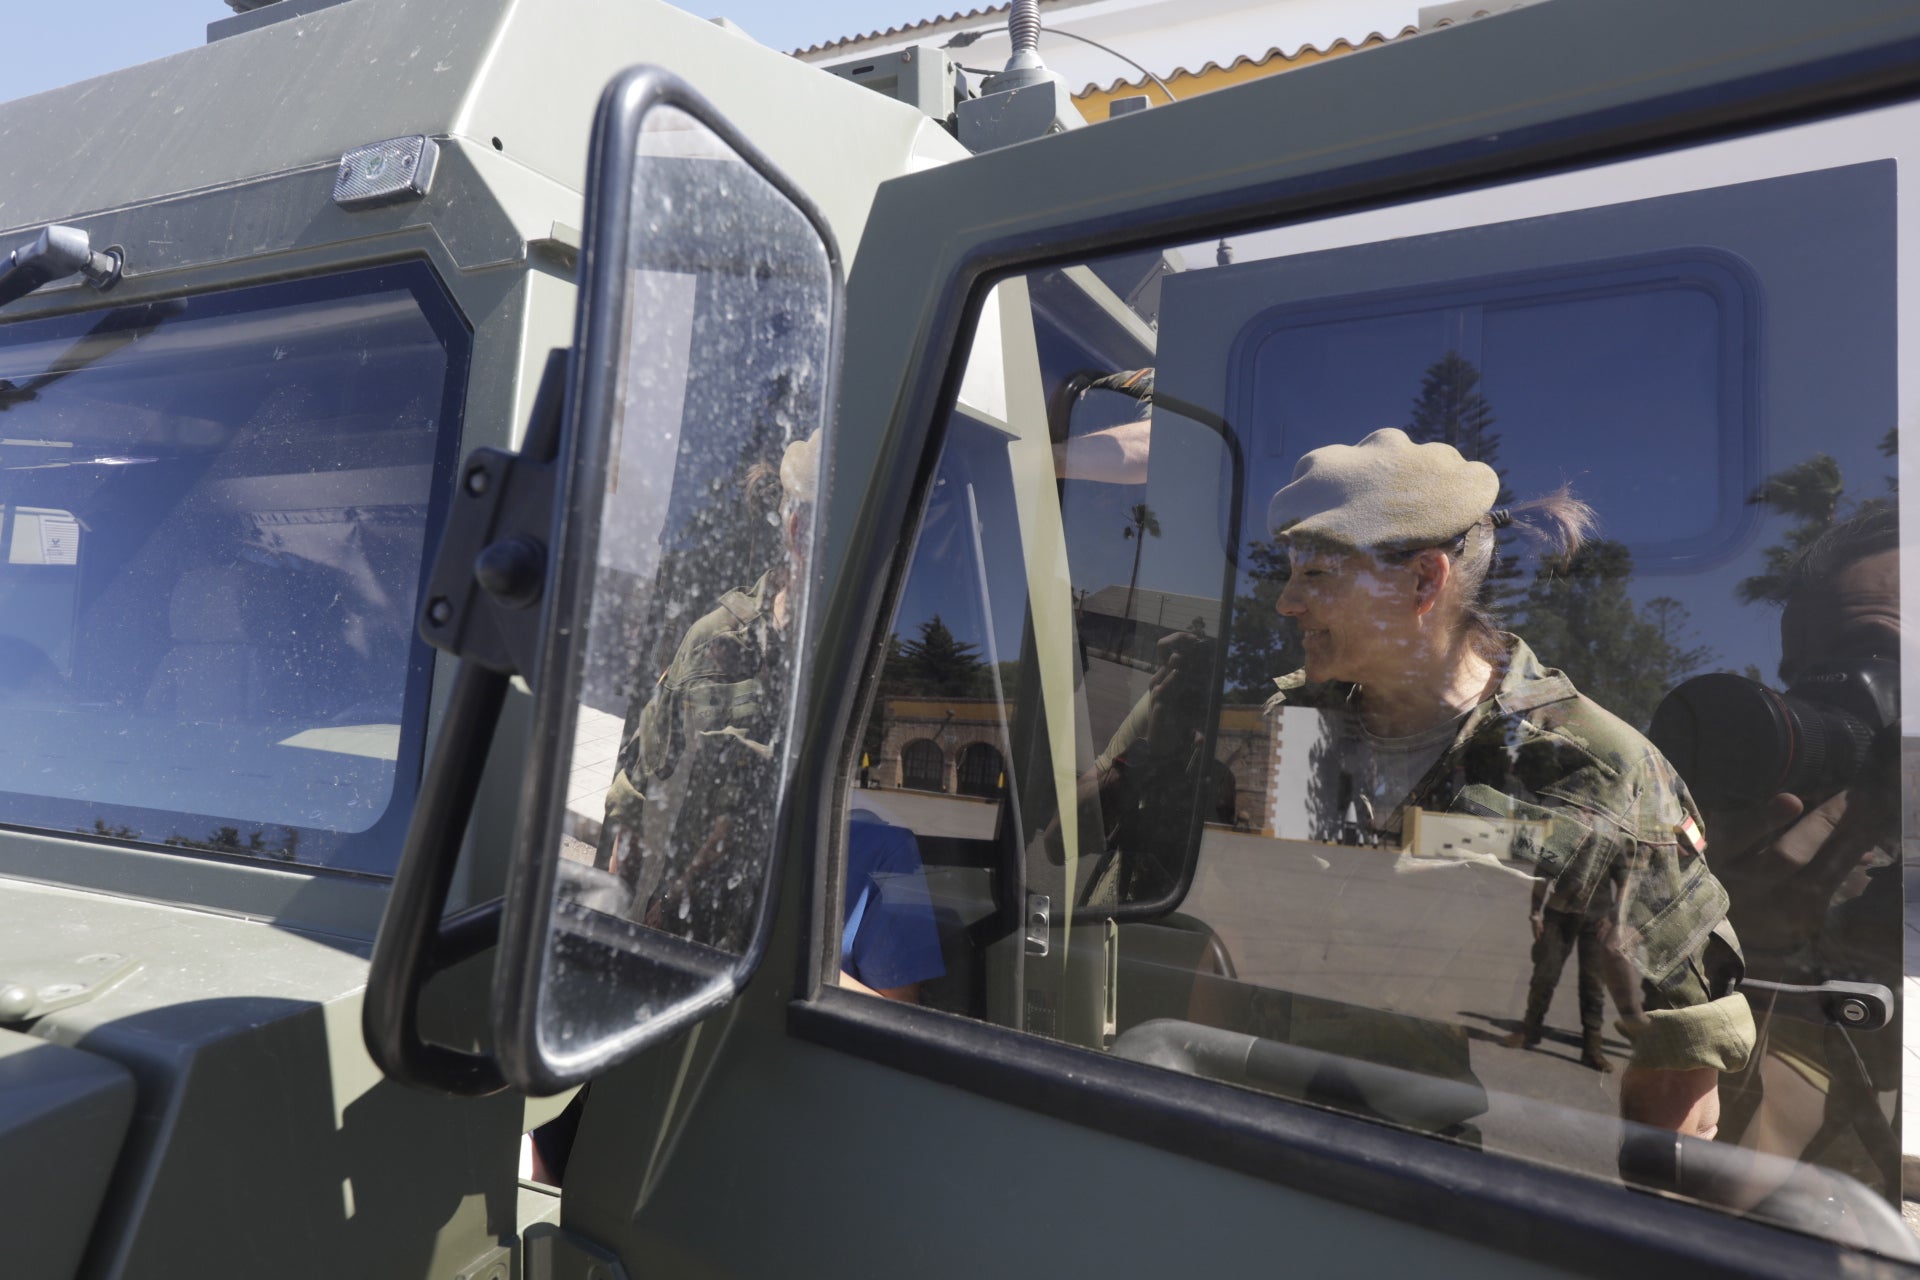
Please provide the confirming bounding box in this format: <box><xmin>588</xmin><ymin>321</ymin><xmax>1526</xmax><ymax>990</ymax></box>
<box><xmin>1276</xmin><ymin>547</ymin><xmax>1416</xmax><ymax>686</ymax></box>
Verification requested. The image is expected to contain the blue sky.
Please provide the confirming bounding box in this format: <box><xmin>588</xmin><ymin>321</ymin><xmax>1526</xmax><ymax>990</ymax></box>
<box><xmin>4</xmin><ymin>0</ymin><xmax>935</xmax><ymax>102</ymax></box>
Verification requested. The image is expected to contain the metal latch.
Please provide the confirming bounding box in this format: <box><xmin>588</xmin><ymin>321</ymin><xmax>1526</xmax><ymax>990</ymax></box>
<box><xmin>1024</xmin><ymin>893</ymin><xmax>1050</xmax><ymax>956</ymax></box>
<box><xmin>1740</xmin><ymin>978</ymin><xmax>1894</xmax><ymax>1031</ymax></box>
<box><xmin>0</xmin><ymin>951</ymin><xmax>140</xmax><ymax>1023</ymax></box>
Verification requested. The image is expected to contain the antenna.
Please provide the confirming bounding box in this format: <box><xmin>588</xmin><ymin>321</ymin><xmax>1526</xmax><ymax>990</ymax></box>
<box><xmin>952</xmin><ymin>0</ymin><xmax>1085</xmax><ymax>152</ymax></box>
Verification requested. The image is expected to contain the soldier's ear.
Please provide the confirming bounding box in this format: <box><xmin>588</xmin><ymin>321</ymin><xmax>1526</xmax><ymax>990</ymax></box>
<box><xmin>1410</xmin><ymin>549</ymin><xmax>1450</xmax><ymax>617</ymax></box>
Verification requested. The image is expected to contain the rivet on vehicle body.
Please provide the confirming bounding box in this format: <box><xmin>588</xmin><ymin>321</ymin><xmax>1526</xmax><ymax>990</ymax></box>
<box><xmin>465</xmin><ymin>465</ymin><xmax>490</xmax><ymax>496</ymax></box>
<box><xmin>427</xmin><ymin>598</ymin><xmax>453</xmax><ymax>626</ymax></box>
<box><xmin>0</xmin><ymin>985</ymin><xmax>33</xmax><ymax>1019</ymax></box>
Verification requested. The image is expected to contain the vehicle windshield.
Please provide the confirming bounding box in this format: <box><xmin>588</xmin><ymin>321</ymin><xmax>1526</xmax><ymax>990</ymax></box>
<box><xmin>0</xmin><ymin>262</ymin><xmax>465</xmax><ymax>874</ymax></box>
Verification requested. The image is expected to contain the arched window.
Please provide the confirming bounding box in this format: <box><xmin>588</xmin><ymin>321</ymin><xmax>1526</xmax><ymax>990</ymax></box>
<box><xmin>900</xmin><ymin>739</ymin><xmax>944</xmax><ymax>791</ymax></box>
<box><xmin>956</xmin><ymin>742</ymin><xmax>1004</xmax><ymax>798</ymax></box>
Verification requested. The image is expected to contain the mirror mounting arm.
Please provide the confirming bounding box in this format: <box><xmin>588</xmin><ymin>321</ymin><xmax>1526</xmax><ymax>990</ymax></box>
<box><xmin>418</xmin><ymin>349</ymin><xmax>567</xmax><ymax>679</ymax></box>
<box><xmin>364</xmin><ymin>349</ymin><xmax>569</xmax><ymax>1096</ymax></box>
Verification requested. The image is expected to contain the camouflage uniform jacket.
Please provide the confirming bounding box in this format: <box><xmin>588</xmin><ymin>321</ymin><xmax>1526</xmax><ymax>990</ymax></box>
<box><xmin>602</xmin><ymin>574</ymin><xmax>779</xmax><ymax>830</ymax></box>
<box><xmin>598</xmin><ymin>576</ymin><xmax>781</xmax><ymax>952</ymax></box>
<box><xmin>1270</xmin><ymin>634</ymin><xmax>1754</xmax><ymax>1073</ymax></box>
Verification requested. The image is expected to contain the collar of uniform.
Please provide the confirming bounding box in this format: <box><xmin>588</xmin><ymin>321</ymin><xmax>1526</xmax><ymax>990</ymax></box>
<box><xmin>1488</xmin><ymin>633</ymin><xmax>1577</xmax><ymax>715</ymax></box>
<box><xmin>1265</xmin><ymin>633</ymin><xmax>1576</xmax><ymax>715</ymax></box>
<box><xmin>715</xmin><ymin>571</ymin><xmax>773</xmax><ymax>627</ymax></box>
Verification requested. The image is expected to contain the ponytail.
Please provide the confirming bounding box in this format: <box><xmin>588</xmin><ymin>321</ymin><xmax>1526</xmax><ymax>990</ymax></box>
<box><xmin>1451</xmin><ymin>483</ymin><xmax>1596</xmax><ymax>655</ymax></box>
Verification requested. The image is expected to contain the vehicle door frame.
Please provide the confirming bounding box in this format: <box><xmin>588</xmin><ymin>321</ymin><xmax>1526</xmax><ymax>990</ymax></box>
<box><xmin>552</xmin><ymin>3</ymin><xmax>1920</xmax><ymax>1276</ymax></box>
<box><xmin>791</xmin><ymin>0</ymin><xmax>1920</xmax><ymax>1273</ymax></box>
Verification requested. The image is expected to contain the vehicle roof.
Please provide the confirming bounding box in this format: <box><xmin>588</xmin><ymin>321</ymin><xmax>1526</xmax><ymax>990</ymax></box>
<box><xmin>0</xmin><ymin>0</ymin><xmax>959</xmax><ymax>250</ymax></box>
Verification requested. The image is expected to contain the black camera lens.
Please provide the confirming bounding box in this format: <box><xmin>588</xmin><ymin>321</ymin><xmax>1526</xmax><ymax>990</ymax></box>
<box><xmin>1649</xmin><ymin>673</ymin><xmax>1879</xmax><ymax>811</ymax></box>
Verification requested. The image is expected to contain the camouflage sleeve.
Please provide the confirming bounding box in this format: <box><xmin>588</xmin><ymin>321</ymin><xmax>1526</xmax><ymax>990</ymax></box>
<box><xmin>1563</xmin><ymin>750</ymin><xmax>1754</xmax><ymax>1073</ymax></box>
<box><xmin>1622</xmin><ymin>991</ymin><xmax>1754</xmax><ymax>1072</ymax></box>
<box><xmin>1456</xmin><ymin>736</ymin><xmax>1755</xmax><ymax>1073</ymax></box>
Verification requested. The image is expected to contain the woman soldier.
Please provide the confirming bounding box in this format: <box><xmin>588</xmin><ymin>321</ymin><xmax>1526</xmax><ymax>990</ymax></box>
<box><xmin>1262</xmin><ymin>427</ymin><xmax>1753</xmax><ymax>1139</ymax></box>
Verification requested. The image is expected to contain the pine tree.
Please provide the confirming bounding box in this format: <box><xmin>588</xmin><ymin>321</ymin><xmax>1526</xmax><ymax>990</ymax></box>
<box><xmin>1406</xmin><ymin>351</ymin><xmax>1500</xmax><ymax>466</ymax></box>
<box><xmin>895</xmin><ymin>615</ymin><xmax>990</xmax><ymax>698</ymax></box>
<box><xmin>1223</xmin><ymin>538</ymin><xmax>1304</xmax><ymax>700</ymax></box>
<box><xmin>1406</xmin><ymin>352</ymin><xmax>1522</xmax><ymax>617</ymax></box>
<box><xmin>1642</xmin><ymin>596</ymin><xmax>1714</xmax><ymax>684</ymax></box>
<box><xmin>1519</xmin><ymin>542</ymin><xmax>1715</xmax><ymax>729</ymax></box>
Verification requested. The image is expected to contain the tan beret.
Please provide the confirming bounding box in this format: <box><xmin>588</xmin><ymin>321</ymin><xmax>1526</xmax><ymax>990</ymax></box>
<box><xmin>779</xmin><ymin>430</ymin><xmax>821</xmax><ymax>509</ymax></box>
<box><xmin>1267</xmin><ymin>427</ymin><xmax>1498</xmax><ymax>551</ymax></box>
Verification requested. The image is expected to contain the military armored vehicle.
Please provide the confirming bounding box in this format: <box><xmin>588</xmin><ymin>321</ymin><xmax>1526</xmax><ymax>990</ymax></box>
<box><xmin>4</xmin><ymin>0</ymin><xmax>1920</xmax><ymax>1277</ymax></box>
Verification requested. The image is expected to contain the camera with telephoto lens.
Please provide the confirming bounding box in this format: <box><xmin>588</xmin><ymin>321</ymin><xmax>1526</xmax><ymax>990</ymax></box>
<box><xmin>1648</xmin><ymin>659</ymin><xmax>1899</xmax><ymax>812</ymax></box>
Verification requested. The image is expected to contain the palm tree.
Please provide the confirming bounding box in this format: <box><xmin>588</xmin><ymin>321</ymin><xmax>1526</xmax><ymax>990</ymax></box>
<box><xmin>1120</xmin><ymin>503</ymin><xmax>1161</xmax><ymax>653</ymax></box>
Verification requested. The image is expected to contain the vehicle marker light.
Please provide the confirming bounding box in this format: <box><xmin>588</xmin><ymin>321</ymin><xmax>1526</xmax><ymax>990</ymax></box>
<box><xmin>333</xmin><ymin>136</ymin><xmax>440</xmax><ymax>211</ymax></box>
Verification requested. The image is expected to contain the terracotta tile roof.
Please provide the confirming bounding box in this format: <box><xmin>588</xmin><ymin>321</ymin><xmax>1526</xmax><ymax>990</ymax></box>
<box><xmin>792</xmin><ymin>5</ymin><xmax>1427</xmax><ymax>96</ymax></box>
<box><xmin>793</xmin><ymin>4</ymin><xmax>1019</xmax><ymax>57</ymax></box>
<box><xmin>1075</xmin><ymin>27</ymin><xmax>1416</xmax><ymax>95</ymax></box>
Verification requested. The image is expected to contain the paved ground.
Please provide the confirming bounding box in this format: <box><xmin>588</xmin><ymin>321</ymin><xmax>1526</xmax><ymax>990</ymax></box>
<box><xmin>1181</xmin><ymin>828</ymin><xmax>1630</xmax><ymax>1176</ymax></box>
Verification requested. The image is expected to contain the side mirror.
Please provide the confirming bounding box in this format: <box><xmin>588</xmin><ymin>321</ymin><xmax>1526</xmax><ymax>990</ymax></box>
<box><xmin>364</xmin><ymin>65</ymin><xmax>841</xmax><ymax>1096</ymax></box>
<box><xmin>1053</xmin><ymin>377</ymin><xmax>1242</xmax><ymax>923</ymax></box>
<box><xmin>495</xmin><ymin>68</ymin><xmax>842</xmax><ymax>1093</ymax></box>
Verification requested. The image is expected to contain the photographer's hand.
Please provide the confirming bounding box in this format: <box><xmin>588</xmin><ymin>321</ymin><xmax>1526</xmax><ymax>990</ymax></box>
<box><xmin>1710</xmin><ymin>784</ymin><xmax>1896</xmax><ymax>957</ymax></box>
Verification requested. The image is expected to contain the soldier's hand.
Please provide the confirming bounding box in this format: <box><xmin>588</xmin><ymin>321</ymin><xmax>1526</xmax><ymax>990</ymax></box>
<box><xmin>1528</xmin><ymin>911</ymin><xmax>1546</xmax><ymax>943</ymax></box>
<box><xmin>1620</xmin><ymin>1065</ymin><xmax>1720</xmax><ymax>1140</ymax></box>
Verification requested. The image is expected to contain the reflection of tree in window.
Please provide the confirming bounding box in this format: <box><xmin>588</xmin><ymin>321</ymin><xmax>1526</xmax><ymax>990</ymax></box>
<box><xmin>1225</xmin><ymin>536</ymin><xmax>1301</xmax><ymax>702</ymax></box>
<box><xmin>1119</xmin><ymin>503</ymin><xmax>1160</xmax><ymax>651</ymax></box>
<box><xmin>956</xmin><ymin>742</ymin><xmax>1004</xmax><ymax>797</ymax></box>
<box><xmin>1519</xmin><ymin>541</ymin><xmax>1714</xmax><ymax>730</ymax></box>
<box><xmin>1404</xmin><ymin>352</ymin><xmax>1522</xmax><ymax>616</ymax></box>
<box><xmin>901</xmin><ymin>739</ymin><xmax>944</xmax><ymax>792</ymax></box>
<box><xmin>1738</xmin><ymin>432</ymin><xmax>1896</xmax><ymax>605</ymax></box>
<box><xmin>895</xmin><ymin>615</ymin><xmax>991</xmax><ymax>696</ymax></box>
<box><xmin>861</xmin><ymin>615</ymin><xmax>998</xmax><ymax>764</ymax></box>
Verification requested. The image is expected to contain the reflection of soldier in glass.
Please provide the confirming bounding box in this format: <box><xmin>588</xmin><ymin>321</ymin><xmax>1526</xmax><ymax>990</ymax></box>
<box><xmin>1700</xmin><ymin>507</ymin><xmax>1901</xmax><ymax>1198</ymax></box>
<box><xmin>1255</xmin><ymin>427</ymin><xmax>1751</xmax><ymax>1137</ymax></box>
<box><xmin>595</xmin><ymin>435</ymin><xmax>817</xmax><ymax>953</ymax></box>
<box><xmin>1501</xmin><ymin>874</ymin><xmax>1628</xmax><ymax>1072</ymax></box>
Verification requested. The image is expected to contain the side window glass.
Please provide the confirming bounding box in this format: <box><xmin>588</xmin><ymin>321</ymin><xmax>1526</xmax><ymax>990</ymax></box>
<box><xmin>0</xmin><ymin>265</ymin><xmax>465</xmax><ymax>872</ymax></box>
<box><xmin>842</xmin><ymin>143</ymin><xmax>1913</xmax><ymax>1260</ymax></box>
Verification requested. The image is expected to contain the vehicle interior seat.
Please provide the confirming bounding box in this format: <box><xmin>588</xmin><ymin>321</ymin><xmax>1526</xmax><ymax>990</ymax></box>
<box><xmin>142</xmin><ymin>565</ymin><xmax>312</xmax><ymax>725</ymax></box>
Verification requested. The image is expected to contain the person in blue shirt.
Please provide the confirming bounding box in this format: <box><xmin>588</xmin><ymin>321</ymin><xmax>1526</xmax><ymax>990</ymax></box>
<box><xmin>840</xmin><ymin>807</ymin><xmax>946</xmax><ymax>1003</ymax></box>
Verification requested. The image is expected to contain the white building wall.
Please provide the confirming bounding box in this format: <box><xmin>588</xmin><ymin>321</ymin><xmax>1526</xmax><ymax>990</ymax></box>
<box><xmin>795</xmin><ymin>0</ymin><xmax>1436</xmax><ymax>95</ymax></box>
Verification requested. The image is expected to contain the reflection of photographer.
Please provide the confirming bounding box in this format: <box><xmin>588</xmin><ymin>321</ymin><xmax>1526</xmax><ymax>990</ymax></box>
<box><xmin>1077</xmin><ymin>630</ymin><xmax>1235</xmax><ymax>903</ymax></box>
<box><xmin>1649</xmin><ymin>506</ymin><xmax>1901</xmax><ymax>1198</ymax></box>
